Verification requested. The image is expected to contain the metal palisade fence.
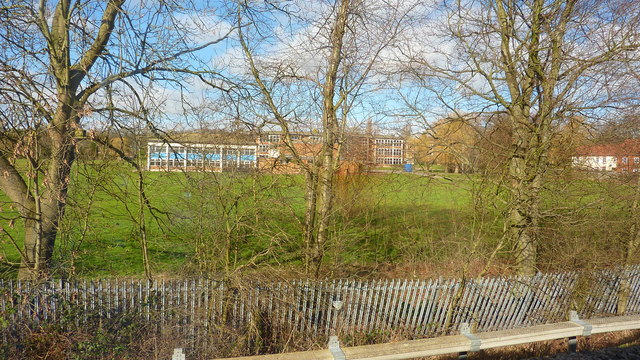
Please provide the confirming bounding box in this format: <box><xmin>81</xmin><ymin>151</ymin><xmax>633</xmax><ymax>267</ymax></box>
<box><xmin>1</xmin><ymin>266</ymin><xmax>640</xmax><ymax>343</ymax></box>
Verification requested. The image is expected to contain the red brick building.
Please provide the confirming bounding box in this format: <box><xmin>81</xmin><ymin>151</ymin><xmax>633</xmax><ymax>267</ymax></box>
<box><xmin>256</xmin><ymin>131</ymin><xmax>407</xmax><ymax>173</ymax></box>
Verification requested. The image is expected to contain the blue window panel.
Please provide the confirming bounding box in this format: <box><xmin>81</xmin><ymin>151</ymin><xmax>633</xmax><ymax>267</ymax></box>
<box><xmin>150</xmin><ymin>152</ymin><xmax>163</xmax><ymax>159</ymax></box>
<box><xmin>240</xmin><ymin>155</ymin><xmax>256</xmax><ymax>161</ymax></box>
<box><xmin>187</xmin><ymin>153</ymin><xmax>202</xmax><ymax>160</ymax></box>
<box><xmin>170</xmin><ymin>153</ymin><xmax>185</xmax><ymax>160</ymax></box>
<box><xmin>225</xmin><ymin>154</ymin><xmax>237</xmax><ymax>160</ymax></box>
<box><xmin>204</xmin><ymin>154</ymin><xmax>221</xmax><ymax>160</ymax></box>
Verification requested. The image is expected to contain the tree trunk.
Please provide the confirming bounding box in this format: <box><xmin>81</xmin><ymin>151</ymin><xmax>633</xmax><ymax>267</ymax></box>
<box><xmin>19</xmin><ymin>195</ymin><xmax>66</xmax><ymax>279</ymax></box>
<box><xmin>17</xmin><ymin>220</ymin><xmax>52</xmax><ymax>279</ymax></box>
<box><xmin>138</xmin><ymin>175</ymin><xmax>152</xmax><ymax>280</ymax></box>
<box><xmin>618</xmin><ymin>173</ymin><xmax>640</xmax><ymax>313</ymax></box>
<box><xmin>508</xmin><ymin>112</ymin><xmax>539</xmax><ymax>276</ymax></box>
<box><xmin>508</xmin><ymin>180</ymin><xmax>539</xmax><ymax>275</ymax></box>
<box><xmin>303</xmin><ymin>170</ymin><xmax>318</xmax><ymax>273</ymax></box>
<box><xmin>307</xmin><ymin>0</ymin><xmax>350</xmax><ymax>276</ymax></box>
<box><xmin>17</xmin><ymin>96</ymin><xmax>77</xmax><ymax>279</ymax></box>
<box><xmin>314</xmin><ymin>137</ymin><xmax>337</xmax><ymax>276</ymax></box>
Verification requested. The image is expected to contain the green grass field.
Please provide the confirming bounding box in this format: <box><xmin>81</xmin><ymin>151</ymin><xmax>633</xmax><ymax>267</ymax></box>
<box><xmin>0</xmin><ymin>161</ymin><xmax>482</xmax><ymax>279</ymax></box>
<box><xmin>1</xmin><ymin>161</ymin><xmax>633</xmax><ymax>279</ymax></box>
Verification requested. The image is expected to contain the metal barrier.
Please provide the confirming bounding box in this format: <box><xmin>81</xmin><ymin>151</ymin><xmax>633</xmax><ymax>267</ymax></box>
<box><xmin>190</xmin><ymin>313</ymin><xmax>640</xmax><ymax>360</ymax></box>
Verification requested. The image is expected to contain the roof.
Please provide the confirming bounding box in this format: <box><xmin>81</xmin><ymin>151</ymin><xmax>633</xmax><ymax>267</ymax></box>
<box><xmin>147</xmin><ymin>130</ymin><xmax>257</xmax><ymax>146</ymax></box>
<box><xmin>575</xmin><ymin>139</ymin><xmax>640</xmax><ymax>157</ymax></box>
<box><xmin>260</xmin><ymin>130</ymin><xmax>405</xmax><ymax>140</ymax></box>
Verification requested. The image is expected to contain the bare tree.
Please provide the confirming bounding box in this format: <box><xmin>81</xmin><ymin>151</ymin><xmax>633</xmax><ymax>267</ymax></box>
<box><xmin>0</xmin><ymin>0</ymin><xmax>232</xmax><ymax>279</ymax></box>
<box><xmin>232</xmin><ymin>0</ymin><xmax>415</xmax><ymax>275</ymax></box>
<box><xmin>400</xmin><ymin>0</ymin><xmax>640</xmax><ymax>275</ymax></box>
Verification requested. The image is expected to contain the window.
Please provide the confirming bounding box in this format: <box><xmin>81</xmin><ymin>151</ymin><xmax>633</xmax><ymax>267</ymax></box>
<box><xmin>376</xmin><ymin>157</ymin><xmax>402</xmax><ymax>165</ymax></box>
<box><xmin>622</xmin><ymin>156</ymin><xmax>629</xmax><ymax>164</ymax></box>
<box><xmin>268</xmin><ymin>134</ymin><xmax>281</xmax><ymax>143</ymax></box>
<box><xmin>147</xmin><ymin>143</ymin><xmax>257</xmax><ymax>171</ymax></box>
<box><xmin>375</xmin><ymin>138</ymin><xmax>404</xmax><ymax>147</ymax></box>
<box><xmin>375</xmin><ymin>148</ymin><xmax>401</xmax><ymax>157</ymax></box>
<box><xmin>634</xmin><ymin>157</ymin><xmax>639</xmax><ymax>164</ymax></box>
<box><xmin>148</xmin><ymin>144</ymin><xmax>166</xmax><ymax>167</ymax></box>
<box><xmin>167</xmin><ymin>146</ymin><xmax>185</xmax><ymax>169</ymax></box>
<box><xmin>186</xmin><ymin>148</ymin><xmax>203</xmax><ymax>167</ymax></box>
<box><xmin>241</xmin><ymin>148</ymin><xmax>256</xmax><ymax>162</ymax></box>
<box><xmin>204</xmin><ymin>148</ymin><xmax>222</xmax><ymax>167</ymax></box>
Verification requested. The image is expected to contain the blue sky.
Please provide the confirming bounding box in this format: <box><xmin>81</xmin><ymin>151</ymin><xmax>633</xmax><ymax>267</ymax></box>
<box><xmin>68</xmin><ymin>0</ymin><xmax>640</xmax><ymax>136</ymax></box>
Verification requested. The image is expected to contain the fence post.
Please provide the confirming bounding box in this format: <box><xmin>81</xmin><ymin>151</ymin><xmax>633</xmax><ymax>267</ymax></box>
<box><xmin>328</xmin><ymin>336</ymin><xmax>346</xmax><ymax>360</ymax></box>
<box><xmin>567</xmin><ymin>336</ymin><xmax>578</xmax><ymax>353</ymax></box>
<box><xmin>172</xmin><ymin>348</ymin><xmax>186</xmax><ymax>360</ymax></box>
<box><xmin>459</xmin><ymin>322</ymin><xmax>480</xmax><ymax>359</ymax></box>
<box><xmin>568</xmin><ymin>310</ymin><xmax>592</xmax><ymax>353</ymax></box>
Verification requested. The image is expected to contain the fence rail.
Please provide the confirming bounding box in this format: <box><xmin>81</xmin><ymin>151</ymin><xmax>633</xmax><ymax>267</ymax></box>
<box><xmin>211</xmin><ymin>314</ymin><xmax>640</xmax><ymax>360</ymax></box>
<box><xmin>1</xmin><ymin>266</ymin><xmax>640</xmax><ymax>346</ymax></box>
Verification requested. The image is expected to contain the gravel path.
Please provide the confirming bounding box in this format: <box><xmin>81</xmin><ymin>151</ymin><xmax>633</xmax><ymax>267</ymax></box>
<box><xmin>526</xmin><ymin>345</ymin><xmax>640</xmax><ymax>359</ymax></box>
